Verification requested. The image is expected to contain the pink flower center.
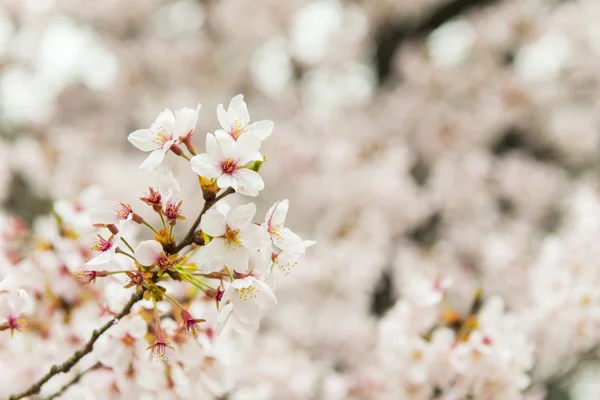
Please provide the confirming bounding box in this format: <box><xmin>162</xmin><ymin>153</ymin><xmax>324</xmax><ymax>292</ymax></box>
<box><xmin>153</xmin><ymin>126</ymin><xmax>173</xmax><ymax>146</ymax></box>
<box><xmin>164</xmin><ymin>201</ymin><xmax>181</xmax><ymax>220</ymax></box>
<box><xmin>221</xmin><ymin>159</ymin><xmax>238</xmax><ymax>175</ymax></box>
<box><xmin>229</xmin><ymin>120</ymin><xmax>247</xmax><ymax>140</ymax></box>
<box><xmin>93</xmin><ymin>235</ymin><xmax>112</xmax><ymax>253</ymax></box>
<box><xmin>115</xmin><ymin>203</ymin><xmax>133</xmax><ymax>220</ymax></box>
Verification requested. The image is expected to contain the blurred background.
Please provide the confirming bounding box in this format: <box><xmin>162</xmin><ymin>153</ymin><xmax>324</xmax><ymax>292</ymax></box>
<box><xmin>2</xmin><ymin>0</ymin><xmax>600</xmax><ymax>398</ymax></box>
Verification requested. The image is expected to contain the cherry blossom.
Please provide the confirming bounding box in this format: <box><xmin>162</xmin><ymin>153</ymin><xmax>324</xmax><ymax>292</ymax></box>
<box><xmin>128</xmin><ymin>105</ymin><xmax>201</xmax><ymax>171</ymax></box>
<box><xmin>190</xmin><ymin>132</ymin><xmax>264</xmax><ymax>196</ymax></box>
<box><xmin>216</xmin><ymin>94</ymin><xmax>273</xmax><ymax>141</ymax></box>
<box><xmin>94</xmin><ymin>314</ymin><xmax>148</xmax><ymax>373</ymax></box>
<box><xmin>85</xmin><ymin>233</ymin><xmax>120</xmax><ymax>266</ymax></box>
<box><xmin>217</xmin><ymin>276</ymin><xmax>277</xmax><ymax>333</ymax></box>
<box><xmin>195</xmin><ymin>203</ymin><xmax>270</xmax><ymax>273</ymax></box>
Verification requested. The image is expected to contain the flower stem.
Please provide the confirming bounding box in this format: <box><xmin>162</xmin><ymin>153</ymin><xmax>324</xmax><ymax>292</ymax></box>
<box><xmin>116</xmin><ymin>248</ymin><xmax>137</xmax><ymax>262</ymax></box>
<box><xmin>163</xmin><ymin>293</ymin><xmax>184</xmax><ymax>310</ymax></box>
<box><xmin>142</xmin><ymin>220</ymin><xmax>160</xmax><ymax>235</ymax></box>
<box><xmin>120</xmin><ymin>237</ymin><xmax>135</xmax><ymax>253</ymax></box>
<box><xmin>224</xmin><ymin>266</ymin><xmax>235</xmax><ymax>282</ymax></box>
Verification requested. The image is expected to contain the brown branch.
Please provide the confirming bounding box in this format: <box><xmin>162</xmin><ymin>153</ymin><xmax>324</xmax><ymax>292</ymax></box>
<box><xmin>170</xmin><ymin>188</ymin><xmax>235</xmax><ymax>254</ymax></box>
<box><xmin>374</xmin><ymin>0</ymin><xmax>502</xmax><ymax>85</ymax></box>
<box><xmin>42</xmin><ymin>362</ymin><xmax>101</xmax><ymax>400</ymax></box>
<box><xmin>8</xmin><ymin>289</ymin><xmax>144</xmax><ymax>400</ymax></box>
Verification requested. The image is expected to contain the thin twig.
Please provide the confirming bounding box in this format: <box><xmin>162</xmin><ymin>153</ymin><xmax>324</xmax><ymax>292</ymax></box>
<box><xmin>42</xmin><ymin>362</ymin><xmax>101</xmax><ymax>400</ymax></box>
<box><xmin>8</xmin><ymin>289</ymin><xmax>144</xmax><ymax>400</ymax></box>
<box><xmin>170</xmin><ymin>188</ymin><xmax>234</xmax><ymax>254</ymax></box>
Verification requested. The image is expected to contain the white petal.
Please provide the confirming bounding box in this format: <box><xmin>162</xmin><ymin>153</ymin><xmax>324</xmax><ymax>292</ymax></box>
<box><xmin>174</xmin><ymin>104</ymin><xmax>201</xmax><ymax>139</ymax></box>
<box><xmin>239</xmin><ymin>224</ymin><xmax>270</xmax><ymax>250</ymax></box>
<box><xmin>190</xmin><ymin>154</ymin><xmax>222</xmax><ymax>178</ymax></box>
<box><xmin>200</xmin><ymin>209</ymin><xmax>227</xmax><ymax>237</ymax></box>
<box><xmin>273</xmin><ymin>227</ymin><xmax>304</xmax><ymax>252</ymax></box>
<box><xmin>223</xmin><ymin>246</ymin><xmax>250</xmax><ymax>273</ymax></box>
<box><xmin>226</xmin><ymin>203</ymin><xmax>256</xmax><ymax>230</ymax></box>
<box><xmin>134</xmin><ymin>240</ymin><xmax>163</xmax><ymax>266</ymax></box>
<box><xmin>151</xmin><ymin>109</ymin><xmax>175</xmax><ymax>134</ymax></box>
<box><xmin>128</xmin><ymin>129</ymin><xmax>159</xmax><ymax>151</ymax></box>
<box><xmin>270</xmin><ymin>199</ymin><xmax>288</xmax><ymax>227</ymax></box>
<box><xmin>233</xmin><ymin>169</ymin><xmax>264</xmax><ymax>197</ymax></box>
<box><xmin>228</xmin><ymin>94</ymin><xmax>249</xmax><ymax>124</ymax></box>
<box><xmin>245</xmin><ymin>120</ymin><xmax>273</xmax><ymax>140</ymax></box>
<box><xmin>195</xmin><ymin>238</ymin><xmax>228</xmax><ymax>273</ymax></box>
<box><xmin>216</xmin><ymin>104</ymin><xmax>232</xmax><ymax>132</ymax></box>
<box><xmin>139</xmin><ymin>148</ymin><xmax>168</xmax><ymax>172</ymax></box>
<box><xmin>231</xmin><ymin>292</ymin><xmax>261</xmax><ymax>323</ymax></box>
<box><xmin>85</xmin><ymin>250</ymin><xmax>113</xmax><ymax>266</ymax></box>
<box><xmin>253</xmin><ymin>279</ymin><xmax>277</xmax><ymax>309</ymax></box>
<box><xmin>157</xmin><ymin>170</ymin><xmax>181</xmax><ymax>198</ymax></box>
<box><xmin>215</xmin><ymin>130</ymin><xmax>236</xmax><ymax>156</ymax></box>
<box><xmin>89</xmin><ymin>200</ymin><xmax>118</xmax><ymax>225</ymax></box>
<box><xmin>230</xmin><ymin>313</ymin><xmax>259</xmax><ymax>334</ymax></box>
<box><xmin>205</xmin><ymin>133</ymin><xmax>220</xmax><ymax>157</ymax></box>
<box><xmin>235</xmin><ymin>134</ymin><xmax>263</xmax><ymax>165</ymax></box>
<box><xmin>217</xmin><ymin>174</ymin><xmax>239</xmax><ymax>191</ymax></box>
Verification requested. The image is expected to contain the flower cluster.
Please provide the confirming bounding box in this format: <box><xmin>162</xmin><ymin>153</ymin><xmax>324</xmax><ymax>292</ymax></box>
<box><xmin>1</xmin><ymin>96</ymin><xmax>313</xmax><ymax>399</ymax></box>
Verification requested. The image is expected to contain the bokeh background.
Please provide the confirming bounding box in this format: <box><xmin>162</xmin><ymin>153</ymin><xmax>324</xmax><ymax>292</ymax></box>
<box><xmin>2</xmin><ymin>0</ymin><xmax>600</xmax><ymax>399</ymax></box>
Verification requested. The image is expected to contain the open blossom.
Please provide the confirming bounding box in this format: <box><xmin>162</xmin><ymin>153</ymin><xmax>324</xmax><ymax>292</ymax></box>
<box><xmin>195</xmin><ymin>203</ymin><xmax>270</xmax><ymax>273</ymax></box>
<box><xmin>134</xmin><ymin>240</ymin><xmax>176</xmax><ymax>272</ymax></box>
<box><xmin>216</xmin><ymin>94</ymin><xmax>273</xmax><ymax>141</ymax></box>
<box><xmin>264</xmin><ymin>200</ymin><xmax>314</xmax><ymax>252</ymax></box>
<box><xmin>190</xmin><ymin>132</ymin><xmax>264</xmax><ymax>196</ymax></box>
<box><xmin>94</xmin><ymin>314</ymin><xmax>148</xmax><ymax>373</ymax></box>
<box><xmin>85</xmin><ymin>233</ymin><xmax>120</xmax><ymax>266</ymax></box>
<box><xmin>0</xmin><ymin>288</ymin><xmax>31</xmax><ymax>337</ymax></box>
<box><xmin>89</xmin><ymin>200</ymin><xmax>138</xmax><ymax>226</ymax></box>
<box><xmin>217</xmin><ymin>276</ymin><xmax>277</xmax><ymax>334</ymax></box>
<box><xmin>128</xmin><ymin>105</ymin><xmax>201</xmax><ymax>171</ymax></box>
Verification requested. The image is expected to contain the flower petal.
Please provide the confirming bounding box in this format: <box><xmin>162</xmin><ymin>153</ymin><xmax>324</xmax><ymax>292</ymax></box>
<box><xmin>233</xmin><ymin>169</ymin><xmax>264</xmax><ymax>197</ymax></box>
<box><xmin>128</xmin><ymin>129</ymin><xmax>159</xmax><ymax>151</ymax></box>
<box><xmin>216</xmin><ymin>104</ymin><xmax>232</xmax><ymax>132</ymax></box>
<box><xmin>134</xmin><ymin>240</ymin><xmax>163</xmax><ymax>266</ymax></box>
<box><xmin>245</xmin><ymin>120</ymin><xmax>274</xmax><ymax>140</ymax></box>
<box><xmin>226</xmin><ymin>203</ymin><xmax>256</xmax><ymax>230</ymax></box>
<box><xmin>228</xmin><ymin>94</ymin><xmax>250</xmax><ymax>124</ymax></box>
<box><xmin>190</xmin><ymin>154</ymin><xmax>221</xmax><ymax>178</ymax></box>
<box><xmin>270</xmin><ymin>199</ymin><xmax>289</xmax><ymax>227</ymax></box>
<box><xmin>253</xmin><ymin>279</ymin><xmax>277</xmax><ymax>309</ymax></box>
<box><xmin>139</xmin><ymin>148</ymin><xmax>168</xmax><ymax>172</ymax></box>
<box><xmin>235</xmin><ymin>134</ymin><xmax>263</xmax><ymax>165</ymax></box>
<box><xmin>174</xmin><ymin>104</ymin><xmax>201</xmax><ymax>139</ymax></box>
<box><xmin>217</xmin><ymin>174</ymin><xmax>239</xmax><ymax>191</ymax></box>
<box><xmin>239</xmin><ymin>224</ymin><xmax>270</xmax><ymax>250</ymax></box>
<box><xmin>200</xmin><ymin>209</ymin><xmax>227</xmax><ymax>237</ymax></box>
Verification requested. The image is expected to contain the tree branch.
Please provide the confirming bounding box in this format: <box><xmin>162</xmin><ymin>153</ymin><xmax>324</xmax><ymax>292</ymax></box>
<box><xmin>8</xmin><ymin>289</ymin><xmax>144</xmax><ymax>400</ymax></box>
<box><xmin>374</xmin><ymin>0</ymin><xmax>501</xmax><ymax>85</ymax></box>
<box><xmin>170</xmin><ymin>188</ymin><xmax>235</xmax><ymax>254</ymax></box>
<box><xmin>42</xmin><ymin>362</ymin><xmax>101</xmax><ymax>400</ymax></box>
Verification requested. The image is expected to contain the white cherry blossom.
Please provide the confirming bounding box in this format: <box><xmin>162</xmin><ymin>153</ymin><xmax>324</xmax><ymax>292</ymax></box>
<box><xmin>93</xmin><ymin>314</ymin><xmax>148</xmax><ymax>373</ymax></box>
<box><xmin>263</xmin><ymin>200</ymin><xmax>313</xmax><ymax>252</ymax></box>
<box><xmin>217</xmin><ymin>276</ymin><xmax>277</xmax><ymax>333</ymax></box>
<box><xmin>216</xmin><ymin>94</ymin><xmax>273</xmax><ymax>141</ymax></box>
<box><xmin>128</xmin><ymin>105</ymin><xmax>201</xmax><ymax>171</ymax></box>
<box><xmin>195</xmin><ymin>203</ymin><xmax>270</xmax><ymax>273</ymax></box>
<box><xmin>190</xmin><ymin>132</ymin><xmax>264</xmax><ymax>196</ymax></box>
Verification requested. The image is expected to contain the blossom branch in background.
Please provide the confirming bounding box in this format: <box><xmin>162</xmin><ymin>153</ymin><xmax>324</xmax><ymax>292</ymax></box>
<box><xmin>8</xmin><ymin>290</ymin><xmax>143</xmax><ymax>400</ymax></box>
